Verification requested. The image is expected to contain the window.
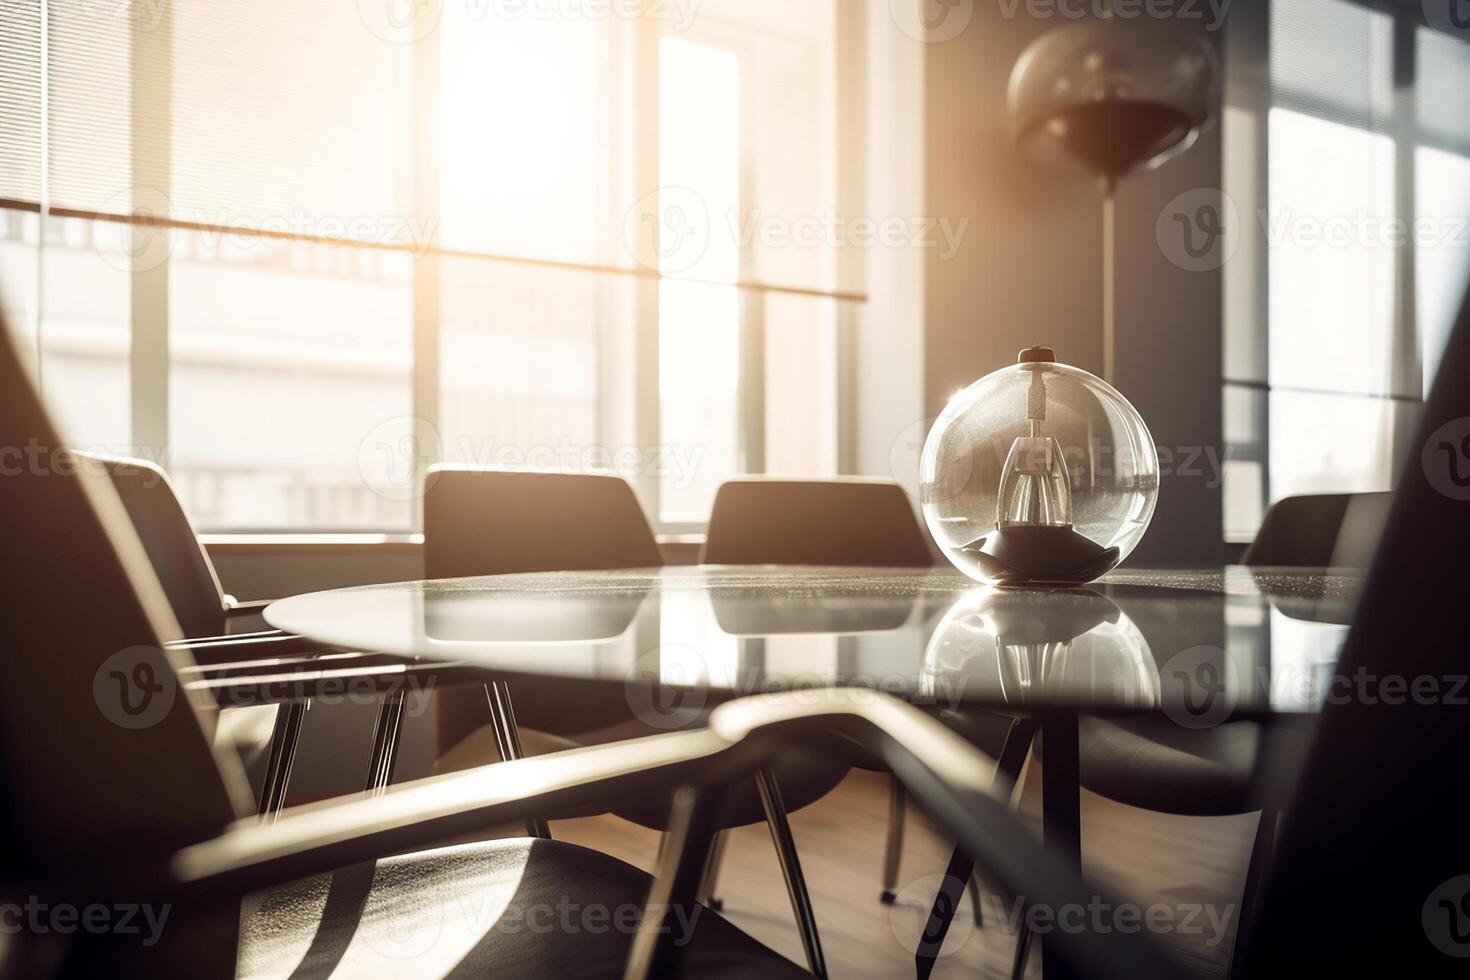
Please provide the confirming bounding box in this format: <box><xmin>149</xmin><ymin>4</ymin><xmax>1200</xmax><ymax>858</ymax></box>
<box><xmin>1264</xmin><ymin>107</ymin><xmax>1398</xmax><ymax>501</ymax></box>
<box><xmin>658</xmin><ymin>38</ymin><xmax>742</xmax><ymax>523</ymax></box>
<box><xmin>1222</xmin><ymin>0</ymin><xmax>1470</xmax><ymax>541</ymax></box>
<box><xmin>0</xmin><ymin>1</ymin><xmax>857</xmax><ymax>532</ymax></box>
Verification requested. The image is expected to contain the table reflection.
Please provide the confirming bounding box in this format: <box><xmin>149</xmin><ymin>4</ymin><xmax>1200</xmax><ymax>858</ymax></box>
<box><xmin>921</xmin><ymin>589</ymin><xmax>1159</xmax><ymax>708</ymax></box>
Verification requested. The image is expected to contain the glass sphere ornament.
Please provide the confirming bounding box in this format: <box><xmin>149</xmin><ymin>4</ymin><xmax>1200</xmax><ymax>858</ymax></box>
<box><xmin>920</xmin><ymin>347</ymin><xmax>1159</xmax><ymax>587</ymax></box>
<box><xmin>1007</xmin><ymin>19</ymin><xmax>1217</xmax><ymax>192</ymax></box>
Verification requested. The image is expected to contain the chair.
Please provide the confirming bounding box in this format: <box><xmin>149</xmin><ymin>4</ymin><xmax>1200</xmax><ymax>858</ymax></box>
<box><xmin>426</xmin><ymin>466</ymin><xmax>665</xmax><ymax>762</ymax></box>
<box><xmin>916</xmin><ymin>544</ymin><xmax>1308</xmax><ymax>973</ymax></box>
<box><xmin>423</xmin><ymin>465</ymin><xmax>848</xmax><ymax>977</ymax></box>
<box><xmin>1242</xmin><ymin>491</ymin><xmax>1393</xmax><ymax>569</ymax></box>
<box><xmin>76</xmin><ymin>453</ymin><xmax>248</xmax><ymax>638</ymax></box>
<box><xmin>1070</xmin><ymin>494</ymin><xmax>1400</xmax><ymax>836</ymax></box>
<box><xmin>702</xmin><ymin>476</ymin><xmax>1028</xmax><ymax>925</ymax></box>
<box><xmin>1235</xmin><ymin>281</ymin><xmax>1470</xmax><ymax>978</ymax></box>
<box><xmin>918</xmin><ymin>274</ymin><xmax>1470</xmax><ymax>978</ymax></box>
<box><xmin>701</xmin><ymin>477</ymin><xmax>937</xmax><ymax>568</ymax></box>
<box><xmin>0</xmin><ymin>322</ymin><xmax>803</xmax><ymax>980</ymax></box>
<box><xmin>72</xmin><ymin>452</ymin><xmax>343</xmax><ymax>810</ymax></box>
<box><xmin>1068</xmin><ymin>492</ymin><xmax>1387</xmax><ymax>973</ymax></box>
<box><xmin>971</xmin><ymin>497</ymin><xmax>1393</xmax><ymax>977</ymax></box>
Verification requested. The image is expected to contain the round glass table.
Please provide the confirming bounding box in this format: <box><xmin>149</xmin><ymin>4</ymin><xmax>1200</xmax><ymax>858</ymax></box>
<box><xmin>266</xmin><ymin>564</ymin><xmax>1362</xmax><ymax>720</ymax></box>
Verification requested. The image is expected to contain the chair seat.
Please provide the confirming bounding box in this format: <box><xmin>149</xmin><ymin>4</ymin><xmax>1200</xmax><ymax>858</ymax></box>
<box><xmin>238</xmin><ymin>838</ymin><xmax>809</xmax><ymax>980</ymax></box>
<box><xmin>1070</xmin><ymin>717</ymin><xmax>1260</xmax><ymax>816</ymax></box>
<box><xmin>439</xmin><ymin>717</ymin><xmax>850</xmax><ymax>829</ymax></box>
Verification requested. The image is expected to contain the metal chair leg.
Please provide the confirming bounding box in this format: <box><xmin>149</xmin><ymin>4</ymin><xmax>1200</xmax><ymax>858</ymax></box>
<box><xmin>983</xmin><ymin>716</ymin><xmax>1039</xmax><ymax>931</ymax></box>
<box><xmin>697</xmin><ymin>829</ymin><xmax>728</xmax><ymax>911</ymax></box>
<box><xmin>625</xmin><ymin>786</ymin><xmax>721</xmax><ymax>980</ymax></box>
<box><xmin>363</xmin><ymin>688</ymin><xmax>406</xmax><ymax>796</ymax></box>
<box><xmin>916</xmin><ymin>845</ymin><xmax>977</xmax><ymax>980</ymax></box>
<box><xmin>881</xmin><ymin>772</ymin><xmax>906</xmax><ymax>903</ymax></box>
<box><xmin>915</xmin><ymin>717</ymin><xmax>1038</xmax><ymax>975</ymax></box>
<box><xmin>1010</xmin><ymin>922</ymin><xmax>1033</xmax><ymax>980</ymax></box>
<box><xmin>484</xmin><ymin>680</ymin><xmax>550</xmax><ymax>839</ymax></box>
<box><xmin>256</xmin><ymin>700</ymin><xmax>307</xmax><ymax>822</ymax></box>
<box><xmin>1004</xmin><ymin>719</ymin><xmax>1041</xmax><ymax>980</ymax></box>
<box><xmin>756</xmin><ymin>767</ymin><xmax>828</xmax><ymax>979</ymax></box>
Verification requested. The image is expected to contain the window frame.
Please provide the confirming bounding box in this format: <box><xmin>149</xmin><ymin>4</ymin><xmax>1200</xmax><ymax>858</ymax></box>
<box><xmin>1222</xmin><ymin>0</ymin><xmax>1470</xmax><ymax>543</ymax></box>
<box><xmin>1</xmin><ymin>1</ymin><xmax>865</xmax><ymax>537</ymax></box>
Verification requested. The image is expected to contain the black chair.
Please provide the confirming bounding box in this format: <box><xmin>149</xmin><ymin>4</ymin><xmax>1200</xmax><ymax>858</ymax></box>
<box><xmin>76</xmin><ymin>452</ymin><xmax>265</xmax><ymax>638</ymax></box>
<box><xmin>702</xmin><ymin>477</ymin><xmax>1027</xmax><ymax>917</ymax></box>
<box><xmin>1233</xmin><ymin>276</ymin><xmax>1470</xmax><ymax>979</ymax></box>
<box><xmin>701</xmin><ymin>477</ymin><xmax>937</xmax><ymax>568</ymax></box>
<box><xmin>1031</xmin><ymin>492</ymin><xmax>1399</xmax><ymax>975</ymax></box>
<box><xmin>71</xmin><ymin>451</ymin><xmax>367</xmax><ymax>813</ymax></box>
<box><xmin>426</xmin><ymin>465</ymin><xmax>666</xmax><ymax>774</ymax></box>
<box><xmin>1242</xmin><ymin>491</ymin><xmax>1393</xmax><ymax>569</ymax></box>
<box><xmin>917</xmin><ymin>508</ymin><xmax>1384</xmax><ymax>975</ymax></box>
<box><xmin>1032</xmin><ymin>490</ymin><xmax>1389</xmax><ymax>975</ymax></box>
<box><xmin>0</xmin><ymin>322</ymin><xmax>796</xmax><ymax>980</ymax></box>
<box><xmin>423</xmin><ymin>465</ymin><xmax>848</xmax><ymax>977</ymax></box>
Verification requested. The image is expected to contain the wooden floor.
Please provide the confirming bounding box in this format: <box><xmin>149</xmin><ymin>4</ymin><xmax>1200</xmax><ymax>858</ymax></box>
<box><xmin>553</xmin><ymin>765</ymin><xmax>1257</xmax><ymax>979</ymax></box>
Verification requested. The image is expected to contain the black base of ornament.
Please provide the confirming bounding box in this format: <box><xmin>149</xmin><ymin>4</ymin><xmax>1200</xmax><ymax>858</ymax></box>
<box><xmin>957</xmin><ymin>524</ymin><xmax>1120</xmax><ymax>588</ymax></box>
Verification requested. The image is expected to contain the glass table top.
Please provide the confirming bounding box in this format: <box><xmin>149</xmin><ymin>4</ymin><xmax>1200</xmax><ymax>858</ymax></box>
<box><xmin>264</xmin><ymin>565</ymin><xmax>1363</xmax><ymax>718</ymax></box>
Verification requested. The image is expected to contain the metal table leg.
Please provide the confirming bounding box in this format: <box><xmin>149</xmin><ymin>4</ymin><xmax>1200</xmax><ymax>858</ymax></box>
<box><xmin>1039</xmin><ymin>712</ymin><xmax>1081</xmax><ymax>980</ymax></box>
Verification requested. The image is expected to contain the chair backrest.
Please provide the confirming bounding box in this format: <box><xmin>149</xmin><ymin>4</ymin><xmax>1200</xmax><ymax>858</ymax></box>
<box><xmin>0</xmin><ymin>325</ymin><xmax>247</xmax><ymax>884</ymax></box>
<box><xmin>701</xmin><ymin>477</ymin><xmax>935</xmax><ymax>567</ymax></box>
<box><xmin>423</xmin><ymin>467</ymin><xmax>665</xmax><ymax>750</ymax></box>
<box><xmin>1241</xmin><ymin>490</ymin><xmax>1393</xmax><ymax>569</ymax></box>
<box><xmin>1244</xmin><ymin>289</ymin><xmax>1470</xmax><ymax>975</ymax></box>
<box><xmin>422</xmin><ymin>466</ymin><xmax>663</xmax><ymax>578</ymax></box>
<box><xmin>77</xmin><ymin>452</ymin><xmax>229</xmax><ymax>638</ymax></box>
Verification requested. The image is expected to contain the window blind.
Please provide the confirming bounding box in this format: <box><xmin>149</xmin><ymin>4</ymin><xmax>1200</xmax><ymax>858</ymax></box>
<box><xmin>1418</xmin><ymin>27</ymin><xmax>1470</xmax><ymax>151</ymax></box>
<box><xmin>2</xmin><ymin>1</ymin><xmax>413</xmax><ymax>241</ymax></box>
<box><xmin>0</xmin><ymin>0</ymin><xmax>41</xmax><ymax>204</ymax></box>
<box><xmin>167</xmin><ymin>1</ymin><xmax>412</xmax><ymax>239</ymax></box>
<box><xmin>1270</xmin><ymin>0</ymin><xmax>1393</xmax><ymax>124</ymax></box>
<box><xmin>46</xmin><ymin>0</ymin><xmax>132</xmax><ymax>214</ymax></box>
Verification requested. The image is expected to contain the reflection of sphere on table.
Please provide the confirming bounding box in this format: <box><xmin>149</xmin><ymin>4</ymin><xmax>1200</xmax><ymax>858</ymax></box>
<box><xmin>921</xmin><ymin>589</ymin><xmax>1158</xmax><ymax>707</ymax></box>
